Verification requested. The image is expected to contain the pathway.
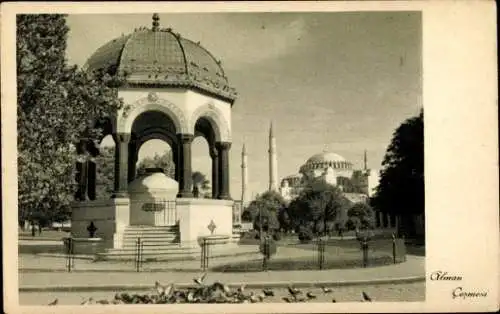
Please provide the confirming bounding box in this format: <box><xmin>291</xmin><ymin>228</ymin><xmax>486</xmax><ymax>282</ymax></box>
<box><xmin>19</xmin><ymin>255</ymin><xmax>424</xmax><ymax>291</ymax></box>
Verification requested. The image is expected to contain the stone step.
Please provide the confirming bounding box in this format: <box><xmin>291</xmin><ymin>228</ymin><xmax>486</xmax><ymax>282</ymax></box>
<box><xmin>125</xmin><ymin>226</ymin><xmax>179</xmax><ymax>231</ymax></box>
<box><xmin>107</xmin><ymin>246</ymin><xmax>198</xmax><ymax>253</ymax></box>
<box><xmin>122</xmin><ymin>242</ymin><xmax>180</xmax><ymax>248</ymax></box>
<box><xmin>96</xmin><ymin>253</ymin><xmax>199</xmax><ymax>262</ymax></box>
<box><xmin>123</xmin><ymin>234</ymin><xmax>179</xmax><ymax>242</ymax></box>
<box><xmin>124</xmin><ymin>229</ymin><xmax>178</xmax><ymax>233</ymax></box>
<box><xmin>123</xmin><ymin>235</ymin><xmax>178</xmax><ymax>239</ymax></box>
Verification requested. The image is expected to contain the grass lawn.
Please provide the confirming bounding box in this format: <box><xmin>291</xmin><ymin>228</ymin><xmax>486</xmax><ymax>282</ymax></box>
<box><xmin>211</xmin><ymin>242</ymin><xmax>402</xmax><ymax>272</ymax></box>
<box><xmin>19</xmin><ymin>230</ymin><xmax>70</xmax><ymax>241</ymax></box>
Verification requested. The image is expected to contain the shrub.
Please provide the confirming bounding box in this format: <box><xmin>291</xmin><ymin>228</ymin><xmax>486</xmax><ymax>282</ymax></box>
<box><xmin>272</xmin><ymin>232</ymin><xmax>281</xmax><ymax>241</ymax></box>
<box><xmin>298</xmin><ymin>226</ymin><xmax>314</xmax><ymax>243</ymax></box>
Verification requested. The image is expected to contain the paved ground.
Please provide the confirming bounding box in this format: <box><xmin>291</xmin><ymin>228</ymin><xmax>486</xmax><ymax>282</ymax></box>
<box><xmin>19</xmin><ymin>255</ymin><xmax>424</xmax><ymax>290</ymax></box>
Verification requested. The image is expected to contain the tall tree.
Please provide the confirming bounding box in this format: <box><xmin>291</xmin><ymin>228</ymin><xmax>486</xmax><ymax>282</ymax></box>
<box><xmin>288</xmin><ymin>180</ymin><xmax>349</xmax><ymax>236</ymax></box>
<box><xmin>371</xmin><ymin>110</ymin><xmax>424</xmax><ymax>236</ymax></box>
<box><xmin>346</xmin><ymin>202</ymin><xmax>375</xmax><ymax>230</ymax></box>
<box><xmin>242</xmin><ymin>191</ymin><xmax>286</xmax><ymax>233</ymax></box>
<box><xmin>17</xmin><ymin>14</ymin><xmax>123</xmax><ymax>224</ymax></box>
<box><xmin>94</xmin><ymin>146</ymin><xmax>115</xmax><ymax>199</ymax></box>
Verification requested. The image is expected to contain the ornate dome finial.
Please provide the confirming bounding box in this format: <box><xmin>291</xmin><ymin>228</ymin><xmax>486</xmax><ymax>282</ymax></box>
<box><xmin>323</xmin><ymin>144</ymin><xmax>329</xmax><ymax>153</ymax></box>
<box><xmin>152</xmin><ymin>13</ymin><xmax>160</xmax><ymax>31</ymax></box>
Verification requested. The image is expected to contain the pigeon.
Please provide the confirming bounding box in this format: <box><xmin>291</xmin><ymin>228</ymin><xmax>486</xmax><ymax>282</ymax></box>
<box><xmin>155</xmin><ymin>281</ymin><xmax>167</xmax><ymax>295</ymax></box>
<box><xmin>194</xmin><ymin>273</ymin><xmax>207</xmax><ymax>285</ymax></box>
<box><xmin>362</xmin><ymin>291</ymin><xmax>372</xmax><ymax>302</ymax></box>
<box><xmin>262</xmin><ymin>288</ymin><xmax>274</xmax><ymax>297</ymax></box>
<box><xmin>80</xmin><ymin>297</ymin><xmax>93</xmax><ymax>305</ymax></box>
<box><xmin>306</xmin><ymin>292</ymin><xmax>317</xmax><ymax>300</ymax></box>
<box><xmin>249</xmin><ymin>292</ymin><xmax>261</xmax><ymax>303</ymax></box>
<box><xmin>331</xmin><ymin>298</ymin><xmax>337</xmax><ymax>303</ymax></box>
<box><xmin>47</xmin><ymin>299</ymin><xmax>58</xmax><ymax>306</ymax></box>
<box><xmin>282</xmin><ymin>296</ymin><xmax>294</xmax><ymax>303</ymax></box>
<box><xmin>187</xmin><ymin>290</ymin><xmax>195</xmax><ymax>302</ymax></box>
<box><xmin>288</xmin><ymin>286</ymin><xmax>301</xmax><ymax>297</ymax></box>
<box><xmin>237</xmin><ymin>284</ymin><xmax>245</xmax><ymax>294</ymax></box>
<box><xmin>96</xmin><ymin>299</ymin><xmax>109</xmax><ymax>304</ymax></box>
<box><xmin>321</xmin><ymin>286</ymin><xmax>333</xmax><ymax>293</ymax></box>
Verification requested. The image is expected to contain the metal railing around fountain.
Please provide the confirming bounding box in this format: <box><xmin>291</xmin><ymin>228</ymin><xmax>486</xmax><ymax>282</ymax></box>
<box><xmin>200</xmin><ymin>238</ymin><xmax>212</xmax><ymax>271</ymax></box>
<box><xmin>63</xmin><ymin>237</ymin><xmax>75</xmax><ymax>272</ymax></box>
<box><xmin>135</xmin><ymin>237</ymin><xmax>144</xmax><ymax>272</ymax></box>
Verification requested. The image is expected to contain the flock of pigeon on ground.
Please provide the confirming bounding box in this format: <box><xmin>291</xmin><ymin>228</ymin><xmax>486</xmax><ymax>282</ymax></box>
<box><xmin>47</xmin><ymin>273</ymin><xmax>373</xmax><ymax>305</ymax></box>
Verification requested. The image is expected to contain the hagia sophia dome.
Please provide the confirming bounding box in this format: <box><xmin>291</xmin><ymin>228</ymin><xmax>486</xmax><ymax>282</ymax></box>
<box><xmin>279</xmin><ymin>149</ymin><xmax>377</xmax><ymax>204</ymax></box>
<box><xmin>300</xmin><ymin>151</ymin><xmax>353</xmax><ymax>173</ymax></box>
<box><xmin>84</xmin><ymin>14</ymin><xmax>237</xmax><ymax>102</ymax></box>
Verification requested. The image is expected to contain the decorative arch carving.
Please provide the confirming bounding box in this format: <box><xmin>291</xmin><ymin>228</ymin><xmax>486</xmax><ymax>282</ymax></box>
<box><xmin>190</xmin><ymin>103</ymin><xmax>231</xmax><ymax>142</ymax></box>
<box><xmin>119</xmin><ymin>94</ymin><xmax>189</xmax><ymax>134</ymax></box>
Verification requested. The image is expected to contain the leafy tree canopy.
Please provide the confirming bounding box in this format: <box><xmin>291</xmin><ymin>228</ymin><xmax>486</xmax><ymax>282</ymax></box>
<box><xmin>192</xmin><ymin>171</ymin><xmax>210</xmax><ymax>198</ymax></box>
<box><xmin>17</xmin><ymin>14</ymin><xmax>123</xmax><ymax>223</ymax></box>
<box><xmin>371</xmin><ymin>110</ymin><xmax>424</xmax><ymax>217</ymax></box>
<box><xmin>346</xmin><ymin>202</ymin><xmax>375</xmax><ymax>230</ymax></box>
<box><xmin>288</xmin><ymin>180</ymin><xmax>350</xmax><ymax>235</ymax></box>
<box><xmin>94</xmin><ymin>146</ymin><xmax>115</xmax><ymax>200</ymax></box>
<box><xmin>136</xmin><ymin>151</ymin><xmax>175</xmax><ymax>179</ymax></box>
<box><xmin>242</xmin><ymin>190</ymin><xmax>287</xmax><ymax>223</ymax></box>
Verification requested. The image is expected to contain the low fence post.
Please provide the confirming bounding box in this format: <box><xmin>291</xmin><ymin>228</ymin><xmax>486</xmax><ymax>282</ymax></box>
<box><xmin>392</xmin><ymin>233</ymin><xmax>397</xmax><ymax>264</ymax></box>
<box><xmin>135</xmin><ymin>237</ymin><xmax>143</xmax><ymax>272</ymax></box>
<box><xmin>66</xmin><ymin>237</ymin><xmax>74</xmax><ymax>272</ymax></box>
<box><xmin>262</xmin><ymin>237</ymin><xmax>269</xmax><ymax>271</ymax></box>
<box><xmin>362</xmin><ymin>239</ymin><xmax>368</xmax><ymax>268</ymax></box>
<box><xmin>317</xmin><ymin>238</ymin><xmax>325</xmax><ymax>270</ymax></box>
<box><xmin>201</xmin><ymin>238</ymin><xmax>209</xmax><ymax>271</ymax></box>
<box><xmin>402</xmin><ymin>234</ymin><xmax>406</xmax><ymax>262</ymax></box>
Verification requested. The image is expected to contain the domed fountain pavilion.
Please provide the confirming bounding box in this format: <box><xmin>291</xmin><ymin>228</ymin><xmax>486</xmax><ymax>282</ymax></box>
<box><xmin>71</xmin><ymin>14</ymin><xmax>239</xmax><ymax>259</ymax></box>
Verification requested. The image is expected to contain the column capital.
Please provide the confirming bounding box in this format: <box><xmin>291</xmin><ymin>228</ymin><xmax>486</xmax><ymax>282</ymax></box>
<box><xmin>209</xmin><ymin>146</ymin><xmax>218</xmax><ymax>159</ymax></box>
<box><xmin>112</xmin><ymin>132</ymin><xmax>131</xmax><ymax>144</ymax></box>
<box><xmin>177</xmin><ymin>133</ymin><xmax>194</xmax><ymax>143</ymax></box>
<box><xmin>215</xmin><ymin>141</ymin><xmax>232</xmax><ymax>150</ymax></box>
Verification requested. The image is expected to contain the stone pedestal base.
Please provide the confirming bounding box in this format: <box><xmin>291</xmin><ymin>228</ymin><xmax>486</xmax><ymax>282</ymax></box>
<box><xmin>176</xmin><ymin>198</ymin><xmax>234</xmax><ymax>248</ymax></box>
<box><xmin>71</xmin><ymin>198</ymin><xmax>130</xmax><ymax>250</ymax></box>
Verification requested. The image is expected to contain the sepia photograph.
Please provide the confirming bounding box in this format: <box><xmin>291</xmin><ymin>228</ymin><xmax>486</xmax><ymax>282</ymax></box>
<box><xmin>2</xmin><ymin>1</ymin><xmax>498</xmax><ymax>313</ymax></box>
<box><xmin>16</xmin><ymin>10</ymin><xmax>425</xmax><ymax>305</ymax></box>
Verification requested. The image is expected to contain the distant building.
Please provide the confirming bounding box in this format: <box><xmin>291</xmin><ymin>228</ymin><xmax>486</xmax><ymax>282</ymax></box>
<box><xmin>279</xmin><ymin>150</ymin><xmax>380</xmax><ymax>204</ymax></box>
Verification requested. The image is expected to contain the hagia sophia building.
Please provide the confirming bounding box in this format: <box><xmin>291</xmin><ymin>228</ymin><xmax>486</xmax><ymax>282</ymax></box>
<box><xmin>240</xmin><ymin>123</ymin><xmax>380</xmax><ymax>205</ymax></box>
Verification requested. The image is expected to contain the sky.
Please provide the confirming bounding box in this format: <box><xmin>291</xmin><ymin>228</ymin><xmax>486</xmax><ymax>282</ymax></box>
<box><xmin>66</xmin><ymin>12</ymin><xmax>422</xmax><ymax>200</ymax></box>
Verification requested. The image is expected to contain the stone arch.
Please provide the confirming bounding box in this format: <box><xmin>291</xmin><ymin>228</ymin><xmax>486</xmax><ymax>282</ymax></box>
<box><xmin>120</xmin><ymin>96</ymin><xmax>189</xmax><ymax>134</ymax></box>
<box><xmin>190</xmin><ymin>103</ymin><xmax>231</xmax><ymax>142</ymax></box>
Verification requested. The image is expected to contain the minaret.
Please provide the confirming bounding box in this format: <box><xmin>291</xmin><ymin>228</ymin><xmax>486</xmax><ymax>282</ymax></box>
<box><xmin>268</xmin><ymin>122</ymin><xmax>278</xmax><ymax>191</ymax></box>
<box><xmin>364</xmin><ymin>149</ymin><xmax>368</xmax><ymax>171</ymax></box>
<box><xmin>241</xmin><ymin>144</ymin><xmax>248</xmax><ymax>204</ymax></box>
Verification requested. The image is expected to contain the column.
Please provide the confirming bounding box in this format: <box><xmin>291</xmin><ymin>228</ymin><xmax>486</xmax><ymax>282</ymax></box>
<box><xmin>128</xmin><ymin>140</ymin><xmax>138</xmax><ymax>183</ymax></box>
<box><xmin>176</xmin><ymin>134</ymin><xmax>193</xmax><ymax>198</ymax></box>
<box><xmin>387</xmin><ymin>213</ymin><xmax>392</xmax><ymax>228</ymax></box>
<box><xmin>210</xmin><ymin>147</ymin><xmax>219</xmax><ymax>199</ymax></box>
<box><xmin>216</xmin><ymin>141</ymin><xmax>231</xmax><ymax>200</ymax></box>
<box><xmin>112</xmin><ymin>133</ymin><xmax>130</xmax><ymax>198</ymax></box>
<box><xmin>74</xmin><ymin>140</ymin><xmax>88</xmax><ymax>201</ymax></box>
<box><xmin>173</xmin><ymin>146</ymin><xmax>179</xmax><ymax>182</ymax></box>
<box><xmin>87</xmin><ymin>158</ymin><xmax>96</xmax><ymax>200</ymax></box>
<box><xmin>74</xmin><ymin>159</ymin><xmax>88</xmax><ymax>201</ymax></box>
